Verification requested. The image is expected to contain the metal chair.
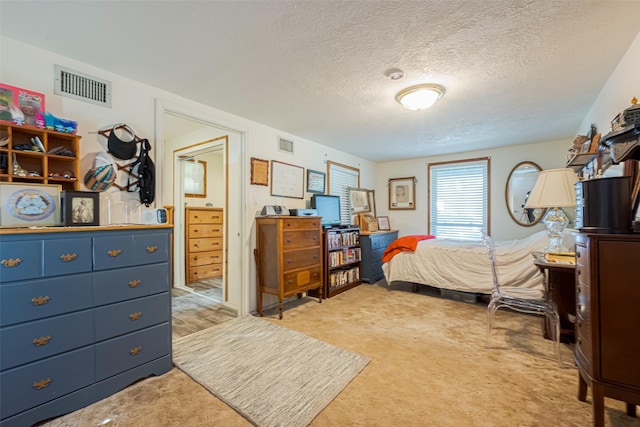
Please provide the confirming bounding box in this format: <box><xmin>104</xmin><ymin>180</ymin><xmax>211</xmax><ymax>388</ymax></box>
<box><xmin>482</xmin><ymin>232</ymin><xmax>562</xmax><ymax>368</ymax></box>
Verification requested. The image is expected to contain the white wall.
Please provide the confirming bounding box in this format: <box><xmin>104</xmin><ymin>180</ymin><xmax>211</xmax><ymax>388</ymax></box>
<box><xmin>376</xmin><ymin>139</ymin><xmax>571</xmax><ymax>241</ymax></box>
<box><xmin>1</xmin><ymin>36</ymin><xmax>376</xmax><ymax>314</ymax></box>
<box><xmin>579</xmin><ymin>32</ymin><xmax>640</xmax><ymax>138</ymax></box>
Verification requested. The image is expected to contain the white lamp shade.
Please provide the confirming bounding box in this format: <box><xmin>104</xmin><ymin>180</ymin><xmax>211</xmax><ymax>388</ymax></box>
<box><xmin>525</xmin><ymin>168</ymin><xmax>578</xmax><ymax>208</ymax></box>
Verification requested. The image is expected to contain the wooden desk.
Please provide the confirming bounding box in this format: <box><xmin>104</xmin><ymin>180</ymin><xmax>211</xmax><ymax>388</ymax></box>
<box><xmin>532</xmin><ymin>252</ymin><xmax>576</xmax><ymax>343</ymax></box>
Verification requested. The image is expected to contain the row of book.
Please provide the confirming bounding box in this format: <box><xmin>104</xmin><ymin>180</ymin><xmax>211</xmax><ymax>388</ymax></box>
<box><xmin>327</xmin><ymin>231</ymin><xmax>359</xmax><ymax>250</ymax></box>
<box><xmin>329</xmin><ymin>267</ymin><xmax>360</xmax><ymax>288</ymax></box>
<box><xmin>543</xmin><ymin>251</ymin><xmax>576</xmax><ymax>264</ymax></box>
<box><xmin>328</xmin><ymin>247</ymin><xmax>362</xmax><ymax>267</ymax></box>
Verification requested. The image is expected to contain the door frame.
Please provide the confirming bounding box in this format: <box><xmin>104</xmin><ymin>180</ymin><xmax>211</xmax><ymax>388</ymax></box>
<box><xmin>154</xmin><ymin>98</ymin><xmax>249</xmax><ymax>316</ymax></box>
<box><xmin>174</xmin><ymin>138</ymin><xmax>226</xmax><ymax>295</ymax></box>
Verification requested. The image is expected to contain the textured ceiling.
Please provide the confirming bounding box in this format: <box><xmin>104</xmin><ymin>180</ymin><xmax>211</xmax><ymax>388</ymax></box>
<box><xmin>1</xmin><ymin>1</ymin><xmax>639</xmax><ymax>162</ymax></box>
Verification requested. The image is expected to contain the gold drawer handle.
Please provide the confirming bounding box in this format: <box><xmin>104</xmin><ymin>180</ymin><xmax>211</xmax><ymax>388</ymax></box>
<box><xmin>129</xmin><ymin>312</ymin><xmax>142</xmax><ymax>321</ymax></box>
<box><xmin>146</xmin><ymin>246</ymin><xmax>158</xmax><ymax>253</ymax></box>
<box><xmin>60</xmin><ymin>253</ymin><xmax>78</xmax><ymax>262</ymax></box>
<box><xmin>130</xmin><ymin>346</ymin><xmax>142</xmax><ymax>356</ymax></box>
<box><xmin>129</xmin><ymin>279</ymin><xmax>141</xmax><ymax>288</ymax></box>
<box><xmin>107</xmin><ymin>249</ymin><xmax>122</xmax><ymax>257</ymax></box>
<box><xmin>33</xmin><ymin>378</ymin><xmax>52</xmax><ymax>390</ymax></box>
<box><xmin>33</xmin><ymin>336</ymin><xmax>52</xmax><ymax>346</ymax></box>
<box><xmin>31</xmin><ymin>296</ymin><xmax>50</xmax><ymax>306</ymax></box>
<box><xmin>1</xmin><ymin>258</ymin><xmax>22</xmax><ymax>267</ymax></box>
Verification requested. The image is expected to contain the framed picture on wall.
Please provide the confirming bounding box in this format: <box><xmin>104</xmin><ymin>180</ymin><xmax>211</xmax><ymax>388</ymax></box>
<box><xmin>271</xmin><ymin>160</ymin><xmax>304</xmax><ymax>199</ymax></box>
<box><xmin>389</xmin><ymin>177</ymin><xmax>416</xmax><ymax>210</ymax></box>
<box><xmin>306</xmin><ymin>169</ymin><xmax>326</xmax><ymax>194</ymax></box>
<box><xmin>250</xmin><ymin>157</ymin><xmax>269</xmax><ymax>186</ymax></box>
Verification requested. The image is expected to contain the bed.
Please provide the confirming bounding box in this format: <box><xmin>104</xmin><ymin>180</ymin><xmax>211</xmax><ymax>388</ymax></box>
<box><xmin>382</xmin><ymin>229</ymin><xmax>576</xmax><ymax>294</ymax></box>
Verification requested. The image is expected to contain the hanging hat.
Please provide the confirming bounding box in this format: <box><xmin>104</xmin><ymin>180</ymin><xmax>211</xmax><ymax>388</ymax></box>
<box><xmin>84</xmin><ymin>151</ymin><xmax>117</xmax><ymax>191</ymax></box>
<box><xmin>106</xmin><ymin>123</ymin><xmax>138</xmax><ymax>160</ymax></box>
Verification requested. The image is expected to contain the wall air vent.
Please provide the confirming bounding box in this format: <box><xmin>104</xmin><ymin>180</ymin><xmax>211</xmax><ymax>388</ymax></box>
<box><xmin>278</xmin><ymin>137</ymin><xmax>294</xmax><ymax>154</ymax></box>
<box><xmin>54</xmin><ymin>65</ymin><xmax>112</xmax><ymax>108</ymax></box>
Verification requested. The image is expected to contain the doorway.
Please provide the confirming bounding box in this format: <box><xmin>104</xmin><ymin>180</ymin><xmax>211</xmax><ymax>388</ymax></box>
<box><xmin>176</xmin><ymin>140</ymin><xmax>226</xmax><ymax>303</ymax></box>
<box><xmin>156</xmin><ymin>100</ymin><xmax>247</xmax><ymax>316</ymax></box>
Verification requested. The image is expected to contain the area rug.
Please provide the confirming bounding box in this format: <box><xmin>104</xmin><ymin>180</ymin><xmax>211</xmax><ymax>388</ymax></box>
<box><xmin>172</xmin><ymin>315</ymin><xmax>370</xmax><ymax>427</ymax></box>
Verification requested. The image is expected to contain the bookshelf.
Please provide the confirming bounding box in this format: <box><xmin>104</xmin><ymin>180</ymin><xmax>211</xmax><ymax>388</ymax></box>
<box><xmin>317</xmin><ymin>226</ymin><xmax>362</xmax><ymax>298</ymax></box>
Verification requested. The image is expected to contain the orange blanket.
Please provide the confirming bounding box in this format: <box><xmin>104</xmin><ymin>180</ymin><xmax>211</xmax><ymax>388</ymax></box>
<box><xmin>381</xmin><ymin>235</ymin><xmax>436</xmax><ymax>263</ymax></box>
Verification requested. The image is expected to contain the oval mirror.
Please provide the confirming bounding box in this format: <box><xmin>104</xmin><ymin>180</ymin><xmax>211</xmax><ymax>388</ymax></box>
<box><xmin>505</xmin><ymin>161</ymin><xmax>546</xmax><ymax>227</ymax></box>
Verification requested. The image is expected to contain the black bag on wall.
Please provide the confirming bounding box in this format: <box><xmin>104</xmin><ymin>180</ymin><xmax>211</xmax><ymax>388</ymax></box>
<box><xmin>127</xmin><ymin>138</ymin><xmax>155</xmax><ymax>207</ymax></box>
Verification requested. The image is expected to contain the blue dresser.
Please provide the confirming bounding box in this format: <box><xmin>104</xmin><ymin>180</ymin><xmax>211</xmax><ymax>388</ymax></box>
<box><xmin>0</xmin><ymin>226</ymin><xmax>173</xmax><ymax>427</ymax></box>
<box><xmin>360</xmin><ymin>230</ymin><xmax>398</xmax><ymax>283</ymax></box>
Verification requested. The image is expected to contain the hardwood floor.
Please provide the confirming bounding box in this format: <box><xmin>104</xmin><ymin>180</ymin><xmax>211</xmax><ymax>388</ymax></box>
<box><xmin>171</xmin><ymin>287</ymin><xmax>236</xmax><ymax>340</ymax></box>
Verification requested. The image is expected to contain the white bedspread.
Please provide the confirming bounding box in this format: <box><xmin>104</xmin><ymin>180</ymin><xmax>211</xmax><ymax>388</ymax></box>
<box><xmin>382</xmin><ymin>230</ymin><xmax>575</xmax><ymax>294</ymax></box>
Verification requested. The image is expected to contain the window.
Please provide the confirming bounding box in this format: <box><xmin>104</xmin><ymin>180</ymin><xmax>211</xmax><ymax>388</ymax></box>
<box><xmin>428</xmin><ymin>157</ymin><xmax>490</xmax><ymax>240</ymax></box>
<box><xmin>327</xmin><ymin>161</ymin><xmax>360</xmax><ymax>225</ymax></box>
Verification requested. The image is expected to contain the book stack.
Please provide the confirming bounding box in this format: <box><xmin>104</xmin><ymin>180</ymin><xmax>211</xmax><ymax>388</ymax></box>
<box><xmin>543</xmin><ymin>251</ymin><xmax>576</xmax><ymax>264</ymax></box>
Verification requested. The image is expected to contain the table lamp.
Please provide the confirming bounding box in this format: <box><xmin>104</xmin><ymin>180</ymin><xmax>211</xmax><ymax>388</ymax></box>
<box><xmin>525</xmin><ymin>168</ymin><xmax>578</xmax><ymax>253</ymax></box>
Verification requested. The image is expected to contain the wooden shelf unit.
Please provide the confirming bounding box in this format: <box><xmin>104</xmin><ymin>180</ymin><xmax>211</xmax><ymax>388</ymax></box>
<box><xmin>0</xmin><ymin>122</ymin><xmax>80</xmax><ymax>191</ymax></box>
<box><xmin>322</xmin><ymin>226</ymin><xmax>362</xmax><ymax>298</ymax></box>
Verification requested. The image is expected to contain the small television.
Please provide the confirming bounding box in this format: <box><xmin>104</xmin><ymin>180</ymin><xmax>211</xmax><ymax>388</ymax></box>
<box><xmin>310</xmin><ymin>194</ymin><xmax>341</xmax><ymax>228</ymax></box>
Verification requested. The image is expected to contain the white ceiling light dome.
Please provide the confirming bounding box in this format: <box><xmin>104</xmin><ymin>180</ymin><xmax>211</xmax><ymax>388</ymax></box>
<box><xmin>396</xmin><ymin>84</ymin><xmax>445</xmax><ymax>111</ymax></box>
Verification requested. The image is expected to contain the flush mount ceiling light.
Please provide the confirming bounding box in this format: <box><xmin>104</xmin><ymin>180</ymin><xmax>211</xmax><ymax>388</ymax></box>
<box><xmin>396</xmin><ymin>84</ymin><xmax>445</xmax><ymax>111</ymax></box>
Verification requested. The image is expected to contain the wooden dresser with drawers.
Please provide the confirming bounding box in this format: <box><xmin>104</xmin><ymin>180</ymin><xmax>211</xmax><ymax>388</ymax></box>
<box><xmin>255</xmin><ymin>216</ymin><xmax>323</xmax><ymax>319</ymax></box>
<box><xmin>0</xmin><ymin>226</ymin><xmax>172</xmax><ymax>427</ymax></box>
<box><xmin>574</xmin><ymin>232</ymin><xmax>640</xmax><ymax>426</ymax></box>
<box><xmin>185</xmin><ymin>207</ymin><xmax>223</xmax><ymax>284</ymax></box>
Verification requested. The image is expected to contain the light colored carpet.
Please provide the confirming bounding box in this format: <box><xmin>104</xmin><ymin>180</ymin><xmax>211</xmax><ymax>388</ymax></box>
<box><xmin>172</xmin><ymin>315</ymin><xmax>370</xmax><ymax>427</ymax></box>
<box><xmin>37</xmin><ymin>282</ymin><xmax>640</xmax><ymax>427</ymax></box>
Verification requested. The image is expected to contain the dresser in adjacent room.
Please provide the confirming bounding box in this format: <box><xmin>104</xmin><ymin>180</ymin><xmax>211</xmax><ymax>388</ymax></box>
<box><xmin>255</xmin><ymin>216</ymin><xmax>323</xmax><ymax>319</ymax></box>
<box><xmin>0</xmin><ymin>226</ymin><xmax>173</xmax><ymax>427</ymax></box>
<box><xmin>360</xmin><ymin>230</ymin><xmax>398</xmax><ymax>283</ymax></box>
<box><xmin>574</xmin><ymin>232</ymin><xmax>640</xmax><ymax>426</ymax></box>
<box><xmin>185</xmin><ymin>207</ymin><xmax>224</xmax><ymax>284</ymax></box>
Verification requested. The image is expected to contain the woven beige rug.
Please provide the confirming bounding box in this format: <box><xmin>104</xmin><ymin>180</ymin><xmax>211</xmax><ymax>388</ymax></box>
<box><xmin>172</xmin><ymin>315</ymin><xmax>370</xmax><ymax>427</ymax></box>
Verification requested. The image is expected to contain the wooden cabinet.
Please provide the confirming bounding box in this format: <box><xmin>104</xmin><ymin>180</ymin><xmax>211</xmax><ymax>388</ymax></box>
<box><xmin>255</xmin><ymin>216</ymin><xmax>323</xmax><ymax>319</ymax></box>
<box><xmin>322</xmin><ymin>227</ymin><xmax>361</xmax><ymax>298</ymax></box>
<box><xmin>0</xmin><ymin>122</ymin><xmax>80</xmax><ymax>191</ymax></box>
<box><xmin>574</xmin><ymin>233</ymin><xmax>640</xmax><ymax>426</ymax></box>
<box><xmin>0</xmin><ymin>226</ymin><xmax>172</xmax><ymax>427</ymax></box>
<box><xmin>360</xmin><ymin>230</ymin><xmax>398</xmax><ymax>283</ymax></box>
<box><xmin>185</xmin><ymin>207</ymin><xmax>223</xmax><ymax>284</ymax></box>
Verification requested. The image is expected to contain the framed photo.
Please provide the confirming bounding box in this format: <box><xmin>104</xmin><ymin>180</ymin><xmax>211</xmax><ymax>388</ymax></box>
<box><xmin>0</xmin><ymin>183</ymin><xmax>61</xmax><ymax>227</ymax></box>
<box><xmin>389</xmin><ymin>177</ymin><xmax>416</xmax><ymax>210</ymax></box>
<box><xmin>250</xmin><ymin>157</ymin><xmax>269</xmax><ymax>186</ymax></box>
<box><xmin>377</xmin><ymin>216</ymin><xmax>391</xmax><ymax>230</ymax></box>
<box><xmin>62</xmin><ymin>191</ymin><xmax>99</xmax><ymax>226</ymax></box>
<box><xmin>348</xmin><ymin>187</ymin><xmax>370</xmax><ymax>214</ymax></box>
<box><xmin>306</xmin><ymin>169</ymin><xmax>326</xmax><ymax>194</ymax></box>
<box><xmin>271</xmin><ymin>160</ymin><xmax>304</xmax><ymax>199</ymax></box>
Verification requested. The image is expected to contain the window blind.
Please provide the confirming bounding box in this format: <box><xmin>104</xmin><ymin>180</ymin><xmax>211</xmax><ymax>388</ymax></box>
<box><xmin>429</xmin><ymin>159</ymin><xmax>489</xmax><ymax>240</ymax></box>
<box><xmin>328</xmin><ymin>162</ymin><xmax>359</xmax><ymax>225</ymax></box>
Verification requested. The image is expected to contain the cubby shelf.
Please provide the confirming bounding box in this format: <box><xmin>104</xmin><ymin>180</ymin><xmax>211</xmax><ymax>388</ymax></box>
<box><xmin>0</xmin><ymin>121</ymin><xmax>81</xmax><ymax>191</ymax></box>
